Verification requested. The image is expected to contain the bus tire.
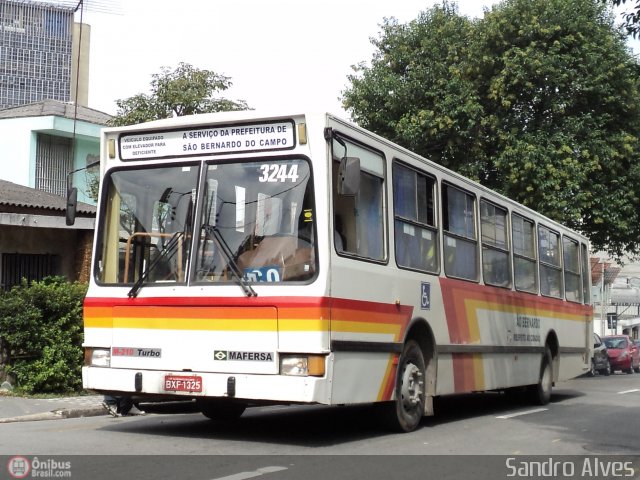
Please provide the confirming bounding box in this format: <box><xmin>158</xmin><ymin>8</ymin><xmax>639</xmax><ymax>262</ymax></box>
<box><xmin>530</xmin><ymin>347</ymin><xmax>553</xmax><ymax>405</ymax></box>
<box><xmin>196</xmin><ymin>399</ymin><xmax>246</xmax><ymax>421</ymax></box>
<box><xmin>381</xmin><ymin>339</ymin><xmax>426</xmax><ymax>432</ymax></box>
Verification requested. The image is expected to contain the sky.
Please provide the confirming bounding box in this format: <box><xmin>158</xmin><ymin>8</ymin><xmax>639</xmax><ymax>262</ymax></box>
<box><xmin>77</xmin><ymin>0</ymin><xmax>640</xmax><ymax>118</ymax></box>
<box><xmin>75</xmin><ymin>0</ymin><xmax>492</xmax><ymax>116</ymax></box>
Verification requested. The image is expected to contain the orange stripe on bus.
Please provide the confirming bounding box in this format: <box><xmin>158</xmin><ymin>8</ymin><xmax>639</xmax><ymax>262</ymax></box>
<box><xmin>377</xmin><ymin>354</ymin><xmax>398</xmax><ymax>401</ymax></box>
<box><xmin>451</xmin><ymin>353</ymin><xmax>485</xmax><ymax>392</ymax></box>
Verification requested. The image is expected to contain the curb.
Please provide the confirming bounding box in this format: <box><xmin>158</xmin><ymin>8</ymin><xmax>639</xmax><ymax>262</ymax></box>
<box><xmin>0</xmin><ymin>405</ymin><xmax>107</xmax><ymax>424</ymax></box>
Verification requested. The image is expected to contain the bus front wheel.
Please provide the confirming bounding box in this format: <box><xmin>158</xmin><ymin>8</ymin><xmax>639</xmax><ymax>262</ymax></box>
<box><xmin>381</xmin><ymin>339</ymin><xmax>426</xmax><ymax>432</ymax></box>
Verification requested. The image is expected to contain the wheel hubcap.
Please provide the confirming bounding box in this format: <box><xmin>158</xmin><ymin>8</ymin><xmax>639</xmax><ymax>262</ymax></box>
<box><xmin>401</xmin><ymin>363</ymin><xmax>424</xmax><ymax>411</ymax></box>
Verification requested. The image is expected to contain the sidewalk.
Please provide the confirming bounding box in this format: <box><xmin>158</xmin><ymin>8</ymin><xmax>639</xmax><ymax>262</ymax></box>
<box><xmin>0</xmin><ymin>392</ymin><xmax>106</xmax><ymax>423</ymax></box>
<box><xmin>0</xmin><ymin>392</ymin><xmax>200</xmax><ymax>423</ymax></box>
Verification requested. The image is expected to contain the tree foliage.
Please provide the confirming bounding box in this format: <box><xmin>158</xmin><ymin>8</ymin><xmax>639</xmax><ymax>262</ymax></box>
<box><xmin>343</xmin><ymin>0</ymin><xmax>640</xmax><ymax>259</ymax></box>
<box><xmin>109</xmin><ymin>62</ymin><xmax>249</xmax><ymax>127</ymax></box>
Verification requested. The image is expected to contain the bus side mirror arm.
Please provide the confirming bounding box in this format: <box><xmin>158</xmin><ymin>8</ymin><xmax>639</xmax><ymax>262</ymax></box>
<box><xmin>325</xmin><ymin>128</ymin><xmax>361</xmax><ymax>195</ymax></box>
<box><xmin>338</xmin><ymin>157</ymin><xmax>361</xmax><ymax>196</ymax></box>
<box><xmin>66</xmin><ymin>187</ymin><xmax>78</xmax><ymax>226</ymax></box>
<box><xmin>65</xmin><ymin>159</ymin><xmax>99</xmax><ymax>226</ymax></box>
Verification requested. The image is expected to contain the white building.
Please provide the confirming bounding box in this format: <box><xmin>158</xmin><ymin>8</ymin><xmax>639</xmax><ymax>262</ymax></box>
<box><xmin>593</xmin><ymin>255</ymin><xmax>640</xmax><ymax>340</ymax></box>
<box><xmin>0</xmin><ymin>99</ymin><xmax>109</xmax><ymax>204</ymax></box>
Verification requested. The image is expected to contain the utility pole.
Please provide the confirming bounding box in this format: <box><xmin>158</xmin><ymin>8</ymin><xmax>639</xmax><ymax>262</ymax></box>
<box><xmin>600</xmin><ymin>259</ymin><xmax>605</xmax><ymax>337</ymax></box>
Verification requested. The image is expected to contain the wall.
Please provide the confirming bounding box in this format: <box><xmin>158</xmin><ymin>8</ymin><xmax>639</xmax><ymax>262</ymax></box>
<box><xmin>0</xmin><ymin>224</ymin><xmax>84</xmax><ymax>282</ymax></box>
<box><xmin>0</xmin><ymin>117</ymin><xmax>37</xmax><ymax>185</ymax></box>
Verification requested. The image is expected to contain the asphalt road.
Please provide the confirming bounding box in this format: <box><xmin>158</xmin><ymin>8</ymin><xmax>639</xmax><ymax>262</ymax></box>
<box><xmin>1</xmin><ymin>372</ymin><xmax>639</xmax><ymax>479</ymax></box>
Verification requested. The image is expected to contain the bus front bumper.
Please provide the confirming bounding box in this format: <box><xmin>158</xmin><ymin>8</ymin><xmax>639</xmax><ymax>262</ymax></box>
<box><xmin>82</xmin><ymin>366</ymin><xmax>331</xmax><ymax>404</ymax></box>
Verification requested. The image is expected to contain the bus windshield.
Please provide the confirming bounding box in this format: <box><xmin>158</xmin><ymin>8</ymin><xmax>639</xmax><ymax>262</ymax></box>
<box><xmin>95</xmin><ymin>158</ymin><xmax>316</xmax><ymax>287</ymax></box>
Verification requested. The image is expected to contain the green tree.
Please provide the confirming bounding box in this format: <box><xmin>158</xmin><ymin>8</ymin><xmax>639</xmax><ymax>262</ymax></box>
<box><xmin>343</xmin><ymin>0</ymin><xmax>640</xmax><ymax>259</ymax></box>
<box><xmin>345</xmin><ymin>3</ymin><xmax>483</xmax><ymax>173</ymax></box>
<box><xmin>109</xmin><ymin>62</ymin><xmax>249</xmax><ymax>127</ymax></box>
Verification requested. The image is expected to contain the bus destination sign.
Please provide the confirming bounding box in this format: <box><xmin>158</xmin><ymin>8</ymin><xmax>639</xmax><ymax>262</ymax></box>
<box><xmin>119</xmin><ymin>120</ymin><xmax>295</xmax><ymax>160</ymax></box>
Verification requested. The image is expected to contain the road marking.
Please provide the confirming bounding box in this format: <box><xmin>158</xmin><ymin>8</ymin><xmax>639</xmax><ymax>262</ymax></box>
<box><xmin>617</xmin><ymin>388</ymin><xmax>640</xmax><ymax>395</ymax></box>
<box><xmin>211</xmin><ymin>466</ymin><xmax>288</xmax><ymax>480</ymax></box>
<box><xmin>496</xmin><ymin>408</ymin><xmax>548</xmax><ymax>419</ymax></box>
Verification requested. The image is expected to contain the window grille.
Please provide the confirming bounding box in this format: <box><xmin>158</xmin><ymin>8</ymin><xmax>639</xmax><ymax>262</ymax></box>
<box><xmin>35</xmin><ymin>133</ymin><xmax>72</xmax><ymax>197</ymax></box>
<box><xmin>1</xmin><ymin>253</ymin><xmax>60</xmax><ymax>291</ymax></box>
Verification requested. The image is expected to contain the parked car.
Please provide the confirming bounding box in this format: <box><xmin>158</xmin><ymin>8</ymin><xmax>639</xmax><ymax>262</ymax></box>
<box><xmin>589</xmin><ymin>332</ymin><xmax>611</xmax><ymax>376</ymax></box>
<box><xmin>603</xmin><ymin>335</ymin><xmax>640</xmax><ymax>374</ymax></box>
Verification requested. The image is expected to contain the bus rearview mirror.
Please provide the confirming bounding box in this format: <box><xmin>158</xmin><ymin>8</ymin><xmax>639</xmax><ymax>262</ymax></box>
<box><xmin>65</xmin><ymin>187</ymin><xmax>78</xmax><ymax>226</ymax></box>
<box><xmin>338</xmin><ymin>157</ymin><xmax>360</xmax><ymax>195</ymax></box>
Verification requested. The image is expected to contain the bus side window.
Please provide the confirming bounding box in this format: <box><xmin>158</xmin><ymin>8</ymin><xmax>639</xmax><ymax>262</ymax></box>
<box><xmin>563</xmin><ymin>236</ymin><xmax>581</xmax><ymax>302</ymax></box>
<box><xmin>539</xmin><ymin>225</ymin><xmax>562</xmax><ymax>298</ymax></box>
<box><xmin>332</xmin><ymin>136</ymin><xmax>385</xmax><ymax>261</ymax></box>
<box><xmin>442</xmin><ymin>184</ymin><xmax>478</xmax><ymax>280</ymax></box>
<box><xmin>333</xmin><ymin>160</ymin><xmax>357</xmax><ymax>254</ymax></box>
<box><xmin>480</xmin><ymin>200</ymin><xmax>511</xmax><ymax>288</ymax></box>
<box><xmin>393</xmin><ymin>161</ymin><xmax>438</xmax><ymax>273</ymax></box>
<box><xmin>512</xmin><ymin>213</ymin><xmax>538</xmax><ymax>293</ymax></box>
<box><xmin>581</xmin><ymin>243</ymin><xmax>591</xmax><ymax>304</ymax></box>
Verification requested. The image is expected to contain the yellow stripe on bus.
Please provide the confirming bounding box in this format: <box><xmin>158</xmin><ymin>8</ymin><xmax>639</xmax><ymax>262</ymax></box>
<box><xmin>331</xmin><ymin>320</ymin><xmax>401</xmax><ymax>336</ymax></box>
<box><xmin>473</xmin><ymin>353</ymin><xmax>485</xmax><ymax>391</ymax></box>
<box><xmin>85</xmin><ymin>316</ymin><xmax>333</xmax><ymax>332</ymax></box>
<box><xmin>85</xmin><ymin>315</ymin><xmax>403</xmax><ymax>336</ymax></box>
<box><xmin>466</xmin><ymin>298</ymin><xmax>588</xmax><ymax>323</ymax></box>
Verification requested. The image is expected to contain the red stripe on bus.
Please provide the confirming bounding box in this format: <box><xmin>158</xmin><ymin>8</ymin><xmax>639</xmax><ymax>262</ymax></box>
<box><xmin>84</xmin><ymin>295</ymin><xmax>414</xmax><ymax>333</ymax></box>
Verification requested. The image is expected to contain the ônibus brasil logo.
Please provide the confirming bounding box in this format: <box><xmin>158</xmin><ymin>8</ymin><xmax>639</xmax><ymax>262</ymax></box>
<box><xmin>7</xmin><ymin>456</ymin><xmax>30</xmax><ymax>479</ymax></box>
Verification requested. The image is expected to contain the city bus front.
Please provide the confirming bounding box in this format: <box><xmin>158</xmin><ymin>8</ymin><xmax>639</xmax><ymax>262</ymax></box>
<box><xmin>82</xmin><ymin>114</ymin><xmax>333</xmax><ymax>416</ymax></box>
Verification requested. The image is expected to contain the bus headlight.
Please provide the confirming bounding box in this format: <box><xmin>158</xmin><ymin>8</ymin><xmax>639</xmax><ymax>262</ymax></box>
<box><xmin>85</xmin><ymin>348</ymin><xmax>111</xmax><ymax>367</ymax></box>
<box><xmin>280</xmin><ymin>355</ymin><xmax>325</xmax><ymax>377</ymax></box>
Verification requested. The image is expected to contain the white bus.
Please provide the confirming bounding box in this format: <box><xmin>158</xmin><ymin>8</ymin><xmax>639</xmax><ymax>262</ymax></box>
<box><xmin>78</xmin><ymin>111</ymin><xmax>592</xmax><ymax>432</ymax></box>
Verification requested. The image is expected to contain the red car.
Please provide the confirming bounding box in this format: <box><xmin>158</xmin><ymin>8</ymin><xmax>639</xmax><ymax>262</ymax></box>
<box><xmin>603</xmin><ymin>335</ymin><xmax>640</xmax><ymax>374</ymax></box>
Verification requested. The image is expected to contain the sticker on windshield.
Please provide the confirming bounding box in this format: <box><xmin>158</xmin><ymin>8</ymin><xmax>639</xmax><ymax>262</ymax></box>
<box><xmin>243</xmin><ymin>266</ymin><xmax>282</xmax><ymax>282</ymax></box>
<box><xmin>258</xmin><ymin>164</ymin><xmax>299</xmax><ymax>183</ymax></box>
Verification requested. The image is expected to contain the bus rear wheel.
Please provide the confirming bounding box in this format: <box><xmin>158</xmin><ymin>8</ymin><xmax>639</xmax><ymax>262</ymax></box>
<box><xmin>196</xmin><ymin>399</ymin><xmax>246</xmax><ymax>421</ymax></box>
<box><xmin>381</xmin><ymin>339</ymin><xmax>426</xmax><ymax>432</ymax></box>
<box><xmin>529</xmin><ymin>347</ymin><xmax>553</xmax><ymax>405</ymax></box>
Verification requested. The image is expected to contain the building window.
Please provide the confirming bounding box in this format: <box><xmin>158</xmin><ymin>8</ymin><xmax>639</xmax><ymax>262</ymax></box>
<box><xmin>35</xmin><ymin>133</ymin><xmax>72</xmax><ymax>197</ymax></box>
<box><xmin>1</xmin><ymin>253</ymin><xmax>61</xmax><ymax>291</ymax></box>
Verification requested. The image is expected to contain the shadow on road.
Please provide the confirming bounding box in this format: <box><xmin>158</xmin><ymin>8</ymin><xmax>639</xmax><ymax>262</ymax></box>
<box><xmin>99</xmin><ymin>387</ymin><xmax>585</xmax><ymax>448</ymax></box>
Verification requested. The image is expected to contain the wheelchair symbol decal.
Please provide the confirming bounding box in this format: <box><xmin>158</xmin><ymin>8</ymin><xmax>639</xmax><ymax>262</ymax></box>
<box><xmin>421</xmin><ymin>282</ymin><xmax>431</xmax><ymax>310</ymax></box>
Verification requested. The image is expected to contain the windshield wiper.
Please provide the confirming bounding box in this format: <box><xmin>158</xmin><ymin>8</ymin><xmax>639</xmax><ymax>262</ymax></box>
<box><xmin>203</xmin><ymin>225</ymin><xmax>257</xmax><ymax>297</ymax></box>
<box><xmin>128</xmin><ymin>231</ymin><xmax>184</xmax><ymax>298</ymax></box>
